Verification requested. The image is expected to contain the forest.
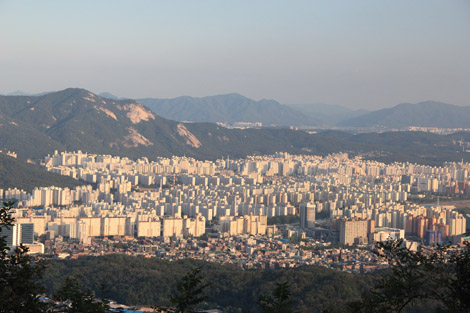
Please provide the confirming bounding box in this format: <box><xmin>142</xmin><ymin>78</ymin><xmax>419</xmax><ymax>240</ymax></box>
<box><xmin>42</xmin><ymin>255</ymin><xmax>373</xmax><ymax>312</ymax></box>
<box><xmin>40</xmin><ymin>239</ymin><xmax>470</xmax><ymax>313</ymax></box>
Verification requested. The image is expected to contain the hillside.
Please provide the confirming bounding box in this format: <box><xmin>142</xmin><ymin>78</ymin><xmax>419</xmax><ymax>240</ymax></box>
<box><xmin>0</xmin><ymin>89</ymin><xmax>350</xmax><ymax>161</ymax></box>
<box><xmin>340</xmin><ymin>101</ymin><xmax>470</xmax><ymax>128</ymax></box>
<box><xmin>0</xmin><ymin>153</ymin><xmax>84</xmax><ymax>192</ymax></box>
<box><xmin>1</xmin><ymin>89</ymin><xmax>470</xmax><ymax>165</ymax></box>
<box><xmin>0</xmin><ymin>89</ymin><xmax>203</xmax><ymax>160</ymax></box>
<box><xmin>42</xmin><ymin>255</ymin><xmax>373</xmax><ymax>312</ymax></box>
<box><xmin>138</xmin><ymin>93</ymin><xmax>321</xmax><ymax>126</ymax></box>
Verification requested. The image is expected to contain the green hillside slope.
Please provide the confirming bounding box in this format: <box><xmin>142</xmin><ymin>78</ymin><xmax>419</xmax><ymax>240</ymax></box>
<box><xmin>0</xmin><ymin>153</ymin><xmax>84</xmax><ymax>192</ymax></box>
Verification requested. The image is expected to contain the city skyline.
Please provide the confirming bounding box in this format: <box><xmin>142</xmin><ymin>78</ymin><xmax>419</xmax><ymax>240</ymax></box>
<box><xmin>2</xmin><ymin>1</ymin><xmax>470</xmax><ymax>311</ymax></box>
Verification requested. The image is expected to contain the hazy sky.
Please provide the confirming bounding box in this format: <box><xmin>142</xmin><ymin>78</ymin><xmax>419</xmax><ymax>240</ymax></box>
<box><xmin>0</xmin><ymin>1</ymin><xmax>469</xmax><ymax>109</ymax></box>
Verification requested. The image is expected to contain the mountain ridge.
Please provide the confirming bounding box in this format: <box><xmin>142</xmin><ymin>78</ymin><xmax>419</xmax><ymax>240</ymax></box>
<box><xmin>0</xmin><ymin>88</ymin><xmax>331</xmax><ymax>161</ymax></box>
<box><xmin>1</xmin><ymin>89</ymin><xmax>470</xmax><ymax>166</ymax></box>
<box><xmin>100</xmin><ymin>92</ymin><xmax>364</xmax><ymax>126</ymax></box>
<box><xmin>287</xmin><ymin>103</ymin><xmax>369</xmax><ymax>125</ymax></box>
<box><xmin>138</xmin><ymin>94</ymin><xmax>322</xmax><ymax>126</ymax></box>
<box><xmin>340</xmin><ymin>100</ymin><xmax>470</xmax><ymax>128</ymax></box>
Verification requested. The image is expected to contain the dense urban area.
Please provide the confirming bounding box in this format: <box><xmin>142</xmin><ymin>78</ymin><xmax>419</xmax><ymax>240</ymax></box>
<box><xmin>2</xmin><ymin>150</ymin><xmax>468</xmax><ymax>277</ymax></box>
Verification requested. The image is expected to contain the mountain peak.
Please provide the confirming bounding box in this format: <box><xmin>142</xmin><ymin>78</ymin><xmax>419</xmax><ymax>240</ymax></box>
<box><xmin>138</xmin><ymin>93</ymin><xmax>320</xmax><ymax>126</ymax></box>
<box><xmin>203</xmin><ymin>93</ymin><xmax>250</xmax><ymax>102</ymax></box>
<box><xmin>59</xmin><ymin>87</ymin><xmax>94</xmax><ymax>96</ymax></box>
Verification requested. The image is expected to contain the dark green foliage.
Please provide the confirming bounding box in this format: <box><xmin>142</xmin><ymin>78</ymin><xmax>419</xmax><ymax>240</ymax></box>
<box><xmin>340</xmin><ymin>131</ymin><xmax>470</xmax><ymax>165</ymax></box>
<box><xmin>153</xmin><ymin>267</ymin><xmax>212</xmax><ymax>313</ymax></box>
<box><xmin>41</xmin><ymin>255</ymin><xmax>373</xmax><ymax>312</ymax></box>
<box><xmin>315</xmin><ymin>210</ymin><xmax>331</xmax><ymax>219</ymax></box>
<box><xmin>0</xmin><ymin>201</ymin><xmax>112</xmax><ymax>312</ymax></box>
<box><xmin>267</xmin><ymin>215</ymin><xmax>299</xmax><ymax>225</ymax></box>
<box><xmin>448</xmin><ymin>242</ymin><xmax>470</xmax><ymax>313</ymax></box>
<box><xmin>258</xmin><ymin>282</ymin><xmax>295</xmax><ymax>313</ymax></box>
<box><xmin>0</xmin><ymin>154</ymin><xmax>84</xmax><ymax>192</ymax></box>
<box><xmin>170</xmin><ymin>267</ymin><xmax>211</xmax><ymax>313</ymax></box>
<box><xmin>456</xmin><ymin>207</ymin><xmax>470</xmax><ymax>215</ymax></box>
<box><xmin>54</xmin><ymin>276</ymin><xmax>111</xmax><ymax>313</ymax></box>
<box><xmin>0</xmin><ymin>201</ymin><xmax>48</xmax><ymax>312</ymax></box>
<box><xmin>0</xmin><ymin>201</ymin><xmax>15</xmax><ymax>226</ymax></box>
<box><xmin>350</xmin><ymin>239</ymin><xmax>470</xmax><ymax>313</ymax></box>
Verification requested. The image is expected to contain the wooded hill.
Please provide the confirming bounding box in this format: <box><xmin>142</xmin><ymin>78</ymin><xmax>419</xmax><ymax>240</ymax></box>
<box><xmin>1</xmin><ymin>89</ymin><xmax>470</xmax><ymax>166</ymax></box>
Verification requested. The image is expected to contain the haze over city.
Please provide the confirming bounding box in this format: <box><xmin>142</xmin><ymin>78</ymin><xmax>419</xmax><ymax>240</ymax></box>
<box><xmin>1</xmin><ymin>0</ymin><xmax>469</xmax><ymax>109</ymax></box>
<box><xmin>1</xmin><ymin>1</ymin><xmax>470</xmax><ymax>312</ymax></box>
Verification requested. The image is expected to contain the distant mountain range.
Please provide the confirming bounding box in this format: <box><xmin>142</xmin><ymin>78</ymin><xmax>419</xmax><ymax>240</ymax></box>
<box><xmin>101</xmin><ymin>92</ymin><xmax>365</xmax><ymax>127</ymax></box>
<box><xmin>340</xmin><ymin>101</ymin><xmax>470</xmax><ymax>129</ymax></box>
<box><xmin>98</xmin><ymin>92</ymin><xmax>128</xmax><ymax>101</ymax></box>
<box><xmin>287</xmin><ymin>103</ymin><xmax>369</xmax><ymax>126</ymax></box>
<box><xmin>137</xmin><ymin>93</ymin><xmax>321</xmax><ymax>127</ymax></box>
<box><xmin>99</xmin><ymin>92</ymin><xmax>363</xmax><ymax>126</ymax></box>
<box><xmin>9</xmin><ymin>91</ymin><xmax>469</xmax><ymax>129</ymax></box>
<box><xmin>0</xmin><ymin>89</ymin><xmax>337</xmax><ymax>161</ymax></box>
<box><xmin>1</xmin><ymin>89</ymin><xmax>470</xmax><ymax>166</ymax></box>
<box><xmin>1</xmin><ymin>90</ymin><xmax>53</xmax><ymax>97</ymax></box>
<box><xmin>100</xmin><ymin>92</ymin><xmax>470</xmax><ymax>129</ymax></box>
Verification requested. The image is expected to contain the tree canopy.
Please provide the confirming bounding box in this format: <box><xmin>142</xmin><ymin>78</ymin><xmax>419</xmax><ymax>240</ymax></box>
<box><xmin>0</xmin><ymin>201</ymin><xmax>111</xmax><ymax>312</ymax></box>
<box><xmin>350</xmin><ymin>239</ymin><xmax>470</xmax><ymax>313</ymax></box>
<box><xmin>0</xmin><ymin>201</ymin><xmax>48</xmax><ymax>312</ymax></box>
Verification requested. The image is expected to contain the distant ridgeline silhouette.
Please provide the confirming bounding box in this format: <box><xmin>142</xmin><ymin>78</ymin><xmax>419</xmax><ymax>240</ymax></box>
<box><xmin>340</xmin><ymin>100</ymin><xmax>470</xmax><ymax>129</ymax></box>
<box><xmin>0</xmin><ymin>89</ymin><xmax>469</xmax><ymax>165</ymax></box>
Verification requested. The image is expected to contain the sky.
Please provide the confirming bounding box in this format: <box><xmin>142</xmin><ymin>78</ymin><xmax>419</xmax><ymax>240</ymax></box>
<box><xmin>0</xmin><ymin>0</ymin><xmax>469</xmax><ymax>109</ymax></box>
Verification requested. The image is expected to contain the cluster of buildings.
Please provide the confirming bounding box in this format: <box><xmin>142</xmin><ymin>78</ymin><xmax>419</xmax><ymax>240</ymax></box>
<box><xmin>0</xmin><ymin>149</ymin><xmax>17</xmax><ymax>158</ymax></box>
<box><xmin>327</xmin><ymin>203</ymin><xmax>467</xmax><ymax>245</ymax></box>
<box><xmin>6</xmin><ymin>205</ymin><xmax>272</xmax><ymax>249</ymax></box>
<box><xmin>1</xmin><ymin>151</ymin><xmax>469</xmax><ymax>266</ymax></box>
<box><xmin>41</xmin><ymin>234</ymin><xmax>383</xmax><ymax>273</ymax></box>
<box><xmin>404</xmin><ymin>126</ymin><xmax>470</xmax><ymax>135</ymax></box>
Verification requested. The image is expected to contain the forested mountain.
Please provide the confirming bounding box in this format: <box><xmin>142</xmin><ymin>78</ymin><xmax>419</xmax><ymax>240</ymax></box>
<box><xmin>340</xmin><ymin>101</ymin><xmax>470</xmax><ymax>128</ymax></box>
<box><xmin>138</xmin><ymin>93</ymin><xmax>321</xmax><ymax>126</ymax></box>
<box><xmin>0</xmin><ymin>88</ymin><xmax>246</xmax><ymax>160</ymax></box>
<box><xmin>1</xmin><ymin>89</ymin><xmax>470</xmax><ymax>165</ymax></box>
<box><xmin>0</xmin><ymin>88</ymin><xmax>344</xmax><ymax>160</ymax></box>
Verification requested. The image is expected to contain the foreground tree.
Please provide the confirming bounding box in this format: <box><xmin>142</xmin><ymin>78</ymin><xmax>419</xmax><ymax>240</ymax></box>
<box><xmin>0</xmin><ymin>201</ymin><xmax>49</xmax><ymax>313</ymax></box>
<box><xmin>350</xmin><ymin>239</ymin><xmax>470</xmax><ymax>313</ymax></box>
<box><xmin>0</xmin><ymin>201</ymin><xmax>113</xmax><ymax>312</ymax></box>
<box><xmin>154</xmin><ymin>267</ymin><xmax>212</xmax><ymax>313</ymax></box>
<box><xmin>171</xmin><ymin>267</ymin><xmax>212</xmax><ymax>313</ymax></box>
<box><xmin>258</xmin><ymin>281</ymin><xmax>295</xmax><ymax>313</ymax></box>
<box><xmin>53</xmin><ymin>276</ymin><xmax>112</xmax><ymax>313</ymax></box>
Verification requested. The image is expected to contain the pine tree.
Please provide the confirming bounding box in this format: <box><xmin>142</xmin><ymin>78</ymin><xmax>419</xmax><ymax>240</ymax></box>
<box><xmin>0</xmin><ymin>201</ymin><xmax>49</xmax><ymax>312</ymax></box>
<box><xmin>0</xmin><ymin>200</ymin><xmax>113</xmax><ymax>312</ymax></box>
<box><xmin>53</xmin><ymin>276</ymin><xmax>112</xmax><ymax>313</ymax></box>
<box><xmin>349</xmin><ymin>239</ymin><xmax>470</xmax><ymax>313</ymax></box>
<box><xmin>171</xmin><ymin>267</ymin><xmax>212</xmax><ymax>313</ymax></box>
<box><xmin>154</xmin><ymin>267</ymin><xmax>212</xmax><ymax>313</ymax></box>
<box><xmin>258</xmin><ymin>281</ymin><xmax>295</xmax><ymax>313</ymax></box>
